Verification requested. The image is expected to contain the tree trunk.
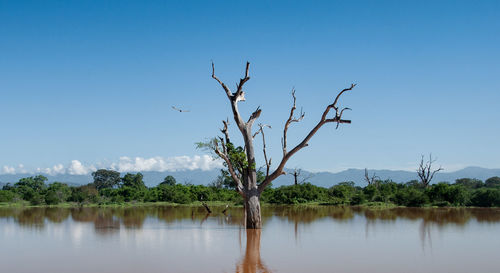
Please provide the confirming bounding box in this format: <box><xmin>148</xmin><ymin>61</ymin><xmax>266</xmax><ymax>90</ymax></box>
<box><xmin>244</xmin><ymin>189</ymin><xmax>262</xmax><ymax>229</ymax></box>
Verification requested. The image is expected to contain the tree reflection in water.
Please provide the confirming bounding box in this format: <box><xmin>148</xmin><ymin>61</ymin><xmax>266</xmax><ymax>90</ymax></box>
<box><xmin>2</xmin><ymin>206</ymin><xmax>500</xmax><ymax>254</ymax></box>
<box><xmin>236</xmin><ymin>229</ymin><xmax>271</xmax><ymax>273</ymax></box>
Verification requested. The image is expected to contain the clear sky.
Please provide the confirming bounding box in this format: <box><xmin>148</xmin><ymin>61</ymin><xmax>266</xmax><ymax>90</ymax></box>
<box><xmin>1</xmin><ymin>0</ymin><xmax>499</xmax><ymax>175</ymax></box>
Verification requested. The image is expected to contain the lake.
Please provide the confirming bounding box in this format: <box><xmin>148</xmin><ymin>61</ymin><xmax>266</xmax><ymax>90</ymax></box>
<box><xmin>1</xmin><ymin>206</ymin><xmax>500</xmax><ymax>273</ymax></box>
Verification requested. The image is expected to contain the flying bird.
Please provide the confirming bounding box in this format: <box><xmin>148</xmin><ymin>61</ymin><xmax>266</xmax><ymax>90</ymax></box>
<box><xmin>171</xmin><ymin>106</ymin><xmax>190</xmax><ymax>112</ymax></box>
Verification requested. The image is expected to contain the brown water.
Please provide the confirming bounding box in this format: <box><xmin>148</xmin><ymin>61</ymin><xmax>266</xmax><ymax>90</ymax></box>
<box><xmin>1</xmin><ymin>206</ymin><xmax>500</xmax><ymax>273</ymax></box>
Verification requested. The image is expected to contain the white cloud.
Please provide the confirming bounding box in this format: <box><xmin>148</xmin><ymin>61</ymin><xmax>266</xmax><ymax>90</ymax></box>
<box><xmin>2</xmin><ymin>165</ymin><xmax>16</xmax><ymax>174</ymax></box>
<box><xmin>1</xmin><ymin>155</ymin><xmax>222</xmax><ymax>175</ymax></box>
<box><xmin>36</xmin><ymin>164</ymin><xmax>66</xmax><ymax>176</ymax></box>
<box><xmin>17</xmin><ymin>164</ymin><xmax>28</xmax><ymax>174</ymax></box>
<box><xmin>110</xmin><ymin>155</ymin><xmax>223</xmax><ymax>172</ymax></box>
<box><xmin>68</xmin><ymin>160</ymin><xmax>96</xmax><ymax>175</ymax></box>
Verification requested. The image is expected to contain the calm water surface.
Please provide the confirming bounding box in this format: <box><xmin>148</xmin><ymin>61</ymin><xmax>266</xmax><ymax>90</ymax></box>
<box><xmin>1</xmin><ymin>206</ymin><xmax>500</xmax><ymax>273</ymax></box>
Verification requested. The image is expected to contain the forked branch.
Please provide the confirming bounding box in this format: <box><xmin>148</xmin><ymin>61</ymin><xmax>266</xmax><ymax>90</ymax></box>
<box><xmin>212</xmin><ymin>62</ymin><xmax>232</xmax><ymax>99</ymax></box>
<box><xmin>211</xmin><ymin>61</ymin><xmax>252</xmax><ymax>133</ymax></box>
<box><xmin>282</xmin><ymin>89</ymin><xmax>305</xmax><ymax>156</ymax></box>
<box><xmin>235</xmin><ymin>62</ymin><xmax>250</xmax><ymax>99</ymax></box>
<box><xmin>253</xmin><ymin>124</ymin><xmax>272</xmax><ymax>178</ymax></box>
<box><xmin>259</xmin><ymin>84</ymin><xmax>355</xmax><ymax>192</ymax></box>
<box><xmin>322</xmin><ymin>84</ymin><xmax>356</xmax><ymax>126</ymax></box>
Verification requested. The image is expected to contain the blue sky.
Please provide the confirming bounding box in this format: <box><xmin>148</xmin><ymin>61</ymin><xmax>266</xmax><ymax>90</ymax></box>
<box><xmin>1</xmin><ymin>0</ymin><xmax>499</xmax><ymax>175</ymax></box>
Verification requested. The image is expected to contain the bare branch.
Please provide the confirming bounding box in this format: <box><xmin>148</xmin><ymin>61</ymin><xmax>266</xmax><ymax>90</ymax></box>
<box><xmin>333</xmin><ymin>84</ymin><xmax>356</xmax><ymax>110</ymax></box>
<box><xmin>259</xmin><ymin>84</ymin><xmax>355</xmax><ymax>192</ymax></box>
<box><xmin>235</xmin><ymin>62</ymin><xmax>250</xmax><ymax>98</ymax></box>
<box><xmin>417</xmin><ymin>154</ymin><xmax>443</xmax><ymax>187</ymax></box>
<box><xmin>211</xmin><ymin>62</ymin><xmax>252</xmax><ymax>133</ymax></box>
<box><xmin>211</xmin><ymin>62</ymin><xmax>232</xmax><ymax>98</ymax></box>
<box><xmin>254</xmin><ymin>124</ymin><xmax>272</xmax><ymax>178</ymax></box>
<box><xmin>300</xmin><ymin>172</ymin><xmax>314</xmax><ymax>184</ymax></box>
<box><xmin>321</xmin><ymin>83</ymin><xmax>356</xmax><ymax>122</ymax></box>
<box><xmin>335</xmin><ymin>107</ymin><xmax>352</xmax><ymax>129</ymax></box>
<box><xmin>248</xmin><ymin>106</ymin><xmax>262</xmax><ymax>127</ymax></box>
<box><xmin>365</xmin><ymin>168</ymin><xmax>371</xmax><ymax>185</ymax></box>
<box><xmin>282</xmin><ymin>89</ymin><xmax>305</xmax><ymax>156</ymax></box>
<box><xmin>221</xmin><ymin>119</ymin><xmax>231</xmax><ymax>144</ymax></box>
<box><xmin>200</xmin><ymin>196</ymin><xmax>212</xmax><ymax>214</ymax></box>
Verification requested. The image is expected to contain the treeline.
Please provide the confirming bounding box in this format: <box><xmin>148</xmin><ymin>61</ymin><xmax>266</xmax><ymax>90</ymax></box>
<box><xmin>1</xmin><ymin>169</ymin><xmax>500</xmax><ymax>207</ymax></box>
<box><xmin>262</xmin><ymin>177</ymin><xmax>500</xmax><ymax>207</ymax></box>
<box><xmin>0</xmin><ymin>170</ymin><xmax>241</xmax><ymax>205</ymax></box>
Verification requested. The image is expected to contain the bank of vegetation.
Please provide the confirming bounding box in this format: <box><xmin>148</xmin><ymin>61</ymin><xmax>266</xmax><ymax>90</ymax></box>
<box><xmin>1</xmin><ymin>169</ymin><xmax>500</xmax><ymax>208</ymax></box>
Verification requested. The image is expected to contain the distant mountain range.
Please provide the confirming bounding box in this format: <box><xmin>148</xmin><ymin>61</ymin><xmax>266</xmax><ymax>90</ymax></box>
<box><xmin>1</xmin><ymin>166</ymin><xmax>499</xmax><ymax>188</ymax></box>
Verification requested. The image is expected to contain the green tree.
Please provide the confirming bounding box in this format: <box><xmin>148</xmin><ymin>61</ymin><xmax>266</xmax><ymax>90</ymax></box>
<box><xmin>329</xmin><ymin>182</ymin><xmax>356</xmax><ymax>202</ymax></box>
<box><xmin>405</xmin><ymin>180</ymin><xmax>422</xmax><ymax>188</ymax></box>
<box><xmin>485</xmin><ymin>177</ymin><xmax>500</xmax><ymax>188</ymax></box>
<box><xmin>426</xmin><ymin>183</ymin><xmax>470</xmax><ymax>206</ymax></box>
<box><xmin>92</xmin><ymin>169</ymin><xmax>121</xmax><ymax>190</ymax></box>
<box><xmin>15</xmin><ymin>175</ymin><xmax>48</xmax><ymax>192</ymax></box>
<box><xmin>455</xmin><ymin>178</ymin><xmax>483</xmax><ymax>189</ymax></box>
<box><xmin>160</xmin><ymin>175</ymin><xmax>177</xmax><ymax>186</ymax></box>
<box><xmin>268</xmin><ymin>183</ymin><xmax>328</xmax><ymax>204</ymax></box>
<box><xmin>470</xmin><ymin>188</ymin><xmax>500</xmax><ymax>207</ymax></box>
<box><xmin>0</xmin><ymin>190</ymin><xmax>17</xmax><ymax>202</ymax></box>
<box><xmin>157</xmin><ymin>184</ymin><xmax>193</xmax><ymax>204</ymax></box>
<box><xmin>363</xmin><ymin>184</ymin><xmax>378</xmax><ymax>201</ymax></box>
<box><xmin>394</xmin><ymin>187</ymin><xmax>428</xmax><ymax>207</ymax></box>
<box><xmin>45</xmin><ymin>182</ymin><xmax>72</xmax><ymax>205</ymax></box>
<box><xmin>2</xmin><ymin>183</ymin><xmax>14</xmax><ymax>191</ymax></box>
<box><xmin>122</xmin><ymin>173</ymin><xmax>146</xmax><ymax>189</ymax></box>
<box><xmin>70</xmin><ymin>184</ymin><xmax>99</xmax><ymax>204</ymax></box>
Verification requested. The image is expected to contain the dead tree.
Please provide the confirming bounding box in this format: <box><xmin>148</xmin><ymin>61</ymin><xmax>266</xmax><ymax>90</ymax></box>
<box><xmin>290</xmin><ymin>168</ymin><xmax>313</xmax><ymax>185</ymax></box>
<box><xmin>292</xmin><ymin>168</ymin><xmax>301</xmax><ymax>186</ymax></box>
<box><xmin>208</xmin><ymin>62</ymin><xmax>354</xmax><ymax>228</ymax></box>
<box><xmin>364</xmin><ymin>168</ymin><xmax>379</xmax><ymax>185</ymax></box>
<box><xmin>417</xmin><ymin>154</ymin><xmax>443</xmax><ymax>188</ymax></box>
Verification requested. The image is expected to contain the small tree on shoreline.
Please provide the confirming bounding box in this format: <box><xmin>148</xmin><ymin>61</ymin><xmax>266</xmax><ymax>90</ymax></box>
<box><xmin>417</xmin><ymin>154</ymin><xmax>443</xmax><ymax>188</ymax></box>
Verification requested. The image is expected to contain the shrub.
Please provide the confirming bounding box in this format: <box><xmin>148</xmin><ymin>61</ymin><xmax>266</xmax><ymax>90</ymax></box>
<box><xmin>44</xmin><ymin>182</ymin><xmax>72</xmax><ymax>205</ymax></box>
<box><xmin>432</xmin><ymin>201</ymin><xmax>451</xmax><ymax>207</ymax></box>
<box><xmin>470</xmin><ymin>188</ymin><xmax>500</xmax><ymax>207</ymax></box>
<box><xmin>268</xmin><ymin>183</ymin><xmax>328</xmax><ymax>204</ymax></box>
<box><xmin>350</xmin><ymin>192</ymin><xmax>366</xmax><ymax>205</ymax></box>
<box><xmin>485</xmin><ymin>177</ymin><xmax>500</xmax><ymax>188</ymax></box>
<box><xmin>0</xmin><ymin>190</ymin><xmax>16</xmax><ymax>202</ymax></box>
<box><xmin>157</xmin><ymin>184</ymin><xmax>193</xmax><ymax>204</ymax></box>
<box><xmin>70</xmin><ymin>184</ymin><xmax>99</xmax><ymax>204</ymax></box>
<box><xmin>395</xmin><ymin>187</ymin><xmax>427</xmax><ymax>207</ymax></box>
